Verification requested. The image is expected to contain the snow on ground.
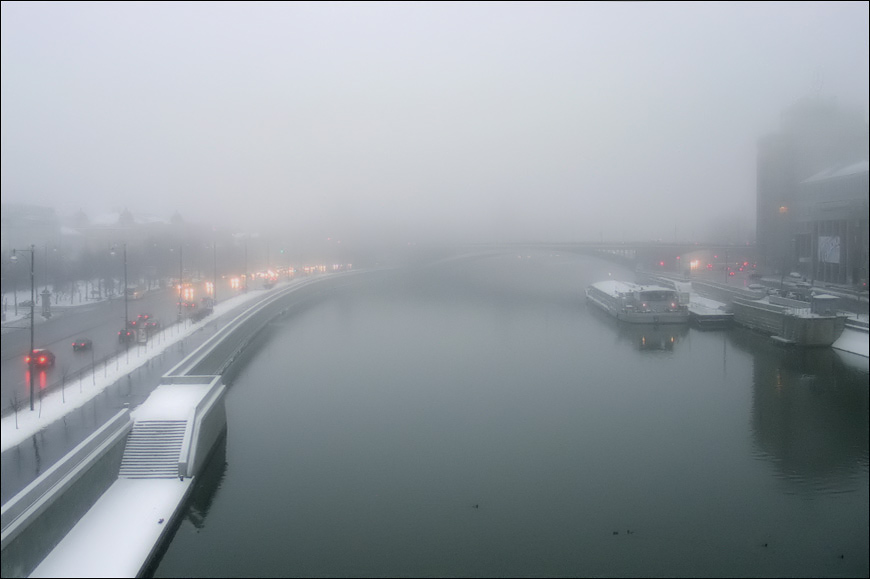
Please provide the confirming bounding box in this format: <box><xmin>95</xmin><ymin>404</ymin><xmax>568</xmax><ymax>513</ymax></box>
<box><xmin>832</xmin><ymin>326</ymin><xmax>869</xmax><ymax>358</ymax></box>
<box><xmin>1</xmin><ymin>286</ymin><xmax>275</xmax><ymax>453</ymax></box>
<box><xmin>5</xmin><ymin>280</ymin><xmax>308</xmax><ymax>579</ymax></box>
<box><xmin>689</xmin><ymin>294</ymin><xmax>729</xmax><ymax>311</ymax></box>
<box><xmin>29</xmin><ymin>478</ymin><xmax>193</xmax><ymax>578</ymax></box>
<box><xmin>1</xmin><ymin>279</ymin><xmax>135</xmax><ymax>331</ymax></box>
<box><xmin>134</xmin><ymin>382</ymin><xmax>213</xmax><ymax>421</ymax></box>
<box><xmin>29</xmin><ymin>382</ymin><xmax>214</xmax><ymax>577</ymax></box>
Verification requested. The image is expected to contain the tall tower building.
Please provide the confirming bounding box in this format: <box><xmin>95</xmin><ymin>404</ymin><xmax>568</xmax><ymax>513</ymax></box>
<box><xmin>756</xmin><ymin>98</ymin><xmax>868</xmax><ymax>274</ymax></box>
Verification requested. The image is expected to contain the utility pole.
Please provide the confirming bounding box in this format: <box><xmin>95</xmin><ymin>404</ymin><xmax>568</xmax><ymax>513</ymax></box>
<box><xmin>111</xmin><ymin>243</ymin><xmax>129</xmax><ymax>362</ymax></box>
<box><xmin>11</xmin><ymin>245</ymin><xmax>36</xmax><ymax>411</ymax></box>
<box><xmin>725</xmin><ymin>251</ymin><xmax>729</xmax><ymax>283</ymax></box>
<box><xmin>178</xmin><ymin>244</ymin><xmax>184</xmax><ymax>322</ymax></box>
<box><xmin>213</xmin><ymin>241</ymin><xmax>217</xmax><ymax>304</ymax></box>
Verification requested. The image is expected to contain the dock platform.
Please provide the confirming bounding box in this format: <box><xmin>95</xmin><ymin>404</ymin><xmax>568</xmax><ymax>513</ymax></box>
<box><xmin>687</xmin><ymin>296</ymin><xmax>732</xmax><ymax>328</ymax></box>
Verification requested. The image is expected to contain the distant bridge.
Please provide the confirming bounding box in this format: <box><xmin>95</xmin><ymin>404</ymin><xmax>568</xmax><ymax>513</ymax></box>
<box><xmin>451</xmin><ymin>241</ymin><xmax>757</xmax><ymax>272</ymax></box>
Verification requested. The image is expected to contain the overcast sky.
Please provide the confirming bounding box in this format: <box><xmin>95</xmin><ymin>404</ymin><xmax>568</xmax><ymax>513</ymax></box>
<box><xmin>2</xmin><ymin>1</ymin><xmax>868</xmax><ymax>245</ymax></box>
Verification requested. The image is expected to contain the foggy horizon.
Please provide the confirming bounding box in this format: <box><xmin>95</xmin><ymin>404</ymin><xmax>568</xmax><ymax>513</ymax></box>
<box><xmin>2</xmin><ymin>1</ymin><xmax>869</xmax><ymax>246</ymax></box>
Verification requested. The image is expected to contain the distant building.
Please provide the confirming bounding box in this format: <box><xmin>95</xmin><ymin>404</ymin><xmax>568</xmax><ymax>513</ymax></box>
<box><xmin>756</xmin><ymin>98</ymin><xmax>868</xmax><ymax>282</ymax></box>
<box><xmin>0</xmin><ymin>203</ymin><xmax>61</xmax><ymax>251</ymax></box>
<box><xmin>794</xmin><ymin>160</ymin><xmax>869</xmax><ymax>286</ymax></box>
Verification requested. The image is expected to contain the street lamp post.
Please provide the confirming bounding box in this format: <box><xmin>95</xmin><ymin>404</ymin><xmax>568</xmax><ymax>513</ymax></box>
<box><xmin>111</xmin><ymin>243</ymin><xmax>129</xmax><ymax>362</ymax></box>
<box><xmin>178</xmin><ymin>244</ymin><xmax>183</xmax><ymax>322</ymax></box>
<box><xmin>213</xmin><ymin>241</ymin><xmax>217</xmax><ymax>305</ymax></box>
<box><xmin>11</xmin><ymin>245</ymin><xmax>36</xmax><ymax>411</ymax></box>
<box><xmin>725</xmin><ymin>251</ymin><xmax>729</xmax><ymax>283</ymax></box>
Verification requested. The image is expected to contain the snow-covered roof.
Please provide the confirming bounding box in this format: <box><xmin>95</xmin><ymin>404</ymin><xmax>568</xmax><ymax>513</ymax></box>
<box><xmin>60</xmin><ymin>225</ymin><xmax>83</xmax><ymax>236</ymax></box>
<box><xmin>801</xmin><ymin>159</ymin><xmax>869</xmax><ymax>184</ymax></box>
<box><xmin>89</xmin><ymin>212</ymin><xmax>124</xmax><ymax>226</ymax></box>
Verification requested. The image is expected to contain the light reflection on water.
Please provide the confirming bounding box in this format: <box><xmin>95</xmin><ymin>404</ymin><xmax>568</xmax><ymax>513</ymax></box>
<box><xmin>154</xmin><ymin>253</ymin><xmax>868</xmax><ymax>578</ymax></box>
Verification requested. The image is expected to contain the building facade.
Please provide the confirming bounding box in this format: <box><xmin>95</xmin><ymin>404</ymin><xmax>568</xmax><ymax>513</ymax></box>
<box><xmin>756</xmin><ymin>98</ymin><xmax>869</xmax><ymax>285</ymax></box>
<box><xmin>794</xmin><ymin>161</ymin><xmax>869</xmax><ymax>287</ymax></box>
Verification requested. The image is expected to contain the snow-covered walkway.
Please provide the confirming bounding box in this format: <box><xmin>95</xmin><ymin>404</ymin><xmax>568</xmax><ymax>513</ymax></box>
<box><xmin>1</xmin><ymin>282</ymin><xmax>289</xmax><ymax>453</ymax></box>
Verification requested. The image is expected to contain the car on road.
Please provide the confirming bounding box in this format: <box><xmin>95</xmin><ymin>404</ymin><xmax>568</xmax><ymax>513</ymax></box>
<box><xmin>118</xmin><ymin>328</ymin><xmax>136</xmax><ymax>343</ymax></box>
<box><xmin>72</xmin><ymin>338</ymin><xmax>93</xmax><ymax>351</ymax></box>
<box><xmin>137</xmin><ymin>313</ymin><xmax>161</xmax><ymax>332</ymax></box>
<box><xmin>25</xmin><ymin>349</ymin><xmax>56</xmax><ymax>368</ymax></box>
<box><xmin>127</xmin><ymin>287</ymin><xmax>145</xmax><ymax>300</ymax></box>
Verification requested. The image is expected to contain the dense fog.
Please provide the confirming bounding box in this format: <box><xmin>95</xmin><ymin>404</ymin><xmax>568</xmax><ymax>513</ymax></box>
<box><xmin>2</xmin><ymin>2</ymin><xmax>868</xmax><ymax>246</ymax></box>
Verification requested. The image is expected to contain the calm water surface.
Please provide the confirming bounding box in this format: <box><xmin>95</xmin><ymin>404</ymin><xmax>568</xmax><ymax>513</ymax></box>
<box><xmin>154</xmin><ymin>253</ymin><xmax>869</xmax><ymax>577</ymax></box>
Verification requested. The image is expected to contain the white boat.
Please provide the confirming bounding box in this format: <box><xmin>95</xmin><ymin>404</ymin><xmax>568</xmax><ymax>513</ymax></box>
<box><xmin>585</xmin><ymin>281</ymin><xmax>689</xmax><ymax>324</ymax></box>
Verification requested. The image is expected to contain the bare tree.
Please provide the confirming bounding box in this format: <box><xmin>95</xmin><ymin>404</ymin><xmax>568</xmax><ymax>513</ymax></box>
<box><xmin>9</xmin><ymin>392</ymin><xmax>22</xmax><ymax>430</ymax></box>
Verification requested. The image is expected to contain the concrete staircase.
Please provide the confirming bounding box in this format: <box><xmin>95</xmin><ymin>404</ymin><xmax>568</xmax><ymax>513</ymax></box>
<box><xmin>118</xmin><ymin>420</ymin><xmax>187</xmax><ymax>479</ymax></box>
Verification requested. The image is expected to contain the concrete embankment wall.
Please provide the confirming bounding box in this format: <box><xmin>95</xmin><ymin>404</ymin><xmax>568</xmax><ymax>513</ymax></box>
<box><xmin>171</xmin><ymin>274</ymin><xmax>355</xmax><ymax>377</ymax></box>
<box><xmin>187</xmin><ymin>384</ymin><xmax>227</xmax><ymax>480</ymax></box>
<box><xmin>1</xmin><ymin>274</ymin><xmax>369</xmax><ymax>578</ymax></box>
<box><xmin>138</xmin><ymin>377</ymin><xmax>227</xmax><ymax>577</ymax></box>
<box><xmin>171</xmin><ymin>376</ymin><xmax>228</xmax><ymax>480</ymax></box>
<box><xmin>0</xmin><ymin>411</ymin><xmax>131</xmax><ymax>578</ymax></box>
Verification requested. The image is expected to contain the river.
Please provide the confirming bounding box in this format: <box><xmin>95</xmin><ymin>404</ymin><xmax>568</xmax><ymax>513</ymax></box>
<box><xmin>152</xmin><ymin>251</ymin><xmax>869</xmax><ymax>577</ymax></box>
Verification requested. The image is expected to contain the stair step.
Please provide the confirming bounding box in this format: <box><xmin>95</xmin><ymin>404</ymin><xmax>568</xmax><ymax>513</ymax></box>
<box><xmin>119</xmin><ymin>420</ymin><xmax>189</xmax><ymax>479</ymax></box>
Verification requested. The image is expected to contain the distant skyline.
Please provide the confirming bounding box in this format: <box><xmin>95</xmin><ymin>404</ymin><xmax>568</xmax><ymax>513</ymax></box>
<box><xmin>2</xmin><ymin>1</ymin><xmax>868</xmax><ymax>245</ymax></box>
